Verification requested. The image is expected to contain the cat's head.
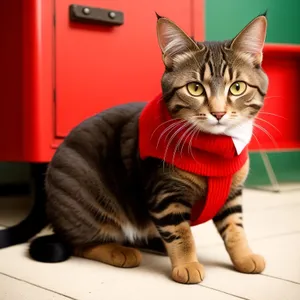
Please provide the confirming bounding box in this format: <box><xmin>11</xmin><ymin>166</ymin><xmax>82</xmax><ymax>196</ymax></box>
<box><xmin>157</xmin><ymin>14</ymin><xmax>269</xmax><ymax>135</ymax></box>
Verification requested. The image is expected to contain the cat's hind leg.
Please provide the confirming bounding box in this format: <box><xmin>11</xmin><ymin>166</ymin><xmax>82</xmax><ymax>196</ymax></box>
<box><xmin>74</xmin><ymin>243</ymin><xmax>142</xmax><ymax>268</ymax></box>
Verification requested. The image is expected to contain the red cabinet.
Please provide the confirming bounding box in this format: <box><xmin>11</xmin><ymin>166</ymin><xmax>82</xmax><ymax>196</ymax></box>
<box><xmin>55</xmin><ymin>0</ymin><xmax>202</xmax><ymax>137</ymax></box>
<box><xmin>0</xmin><ymin>0</ymin><xmax>204</xmax><ymax>162</ymax></box>
<box><xmin>249</xmin><ymin>44</ymin><xmax>300</xmax><ymax>151</ymax></box>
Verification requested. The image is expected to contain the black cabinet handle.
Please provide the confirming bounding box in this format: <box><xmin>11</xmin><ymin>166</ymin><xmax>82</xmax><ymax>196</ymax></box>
<box><xmin>69</xmin><ymin>4</ymin><xmax>124</xmax><ymax>26</ymax></box>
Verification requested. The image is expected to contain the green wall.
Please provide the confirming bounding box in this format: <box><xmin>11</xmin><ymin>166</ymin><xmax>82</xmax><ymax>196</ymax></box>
<box><xmin>246</xmin><ymin>152</ymin><xmax>300</xmax><ymax>187</ymax></box>
<box><xmin>205</xmin><ymin>0</ymin><xmax>300</xmax><ymax>44</ymax></box>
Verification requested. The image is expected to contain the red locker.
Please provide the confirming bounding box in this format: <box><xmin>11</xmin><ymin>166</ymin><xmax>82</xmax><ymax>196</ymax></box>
<box><xmin>0</xmin><ymin>0</ymin><xmax>205</xmax><ymax>162</ymax></box>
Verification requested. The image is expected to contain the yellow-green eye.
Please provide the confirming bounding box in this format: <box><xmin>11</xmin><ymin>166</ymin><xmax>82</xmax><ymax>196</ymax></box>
<box><xmin>187</xmin><ymin>82</ymin><xmax>204</xmax><ymax>96</ymax></box>
<box><xmin>229</xmin><ymin>81</ymin><xmax>247</xmax><ymax>96</ymax></box>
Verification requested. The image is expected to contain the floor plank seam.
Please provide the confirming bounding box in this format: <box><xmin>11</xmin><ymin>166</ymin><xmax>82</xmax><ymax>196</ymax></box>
<box><xmin>0</xmin><ymin>271</ymin><xmax>79</xmax><ymax>300</ymax></box>
<box><xmin>200</xmin><ymin>284</ymin><xmax>250</xmax><ymax>300</ymax></box>
<box><xmin>261</xmin><ymin>273</ymin><xmax>300</xmax><ymax>285</ymax></box>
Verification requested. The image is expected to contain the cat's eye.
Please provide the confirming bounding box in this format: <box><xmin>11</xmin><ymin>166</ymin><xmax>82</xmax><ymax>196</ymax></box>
<box><xmin>229</xmin><ymin>81</ymin><xmax>247</xmax><ymax>96</ymax></box>
<box><xmin>187</xmin><ymin>82</ymin><xmax>204</xmax><ymax>97</ymax></box>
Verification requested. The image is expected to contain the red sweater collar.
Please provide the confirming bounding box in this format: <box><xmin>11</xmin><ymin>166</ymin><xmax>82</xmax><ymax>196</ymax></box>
<box><xmin>139</xmin><ymin>94</ymin><xmax>249</xmax><ymax>225</ymax></box>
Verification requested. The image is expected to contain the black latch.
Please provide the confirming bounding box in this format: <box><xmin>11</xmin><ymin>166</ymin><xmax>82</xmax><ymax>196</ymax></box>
<box><xmin>69</xmin><ymin>4</ymin><xmax>124</xmax><ymax>26</ymax></box>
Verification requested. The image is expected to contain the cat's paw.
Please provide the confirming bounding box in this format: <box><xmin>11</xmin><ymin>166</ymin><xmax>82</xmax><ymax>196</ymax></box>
<box><xmin>111</xmin><ymin>247</ymin><xmax>142</xmax><ymax>268</ymax></box>
<box><xmin>233</xmin><ymin>253</ymin><xmax>265</xmax><ymax>274</ymax></box>
<box><xmin>172</xmin><ymin>262</ymin><xmax>205</xmax><ymax>284</ymax></box>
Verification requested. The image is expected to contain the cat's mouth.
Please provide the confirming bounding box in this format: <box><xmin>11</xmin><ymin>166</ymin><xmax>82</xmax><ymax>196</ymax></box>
<box><xmin>195</xmin><ymin>122</ymin><xmax>227</xmax><ymax>135</ymax></box>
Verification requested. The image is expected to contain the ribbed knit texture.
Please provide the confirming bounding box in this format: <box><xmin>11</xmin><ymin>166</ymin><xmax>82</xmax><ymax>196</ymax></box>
<box><xmin>139</xmin><ymin>94</ymin><xmax>249</xmax><ymax>226</ymax></box>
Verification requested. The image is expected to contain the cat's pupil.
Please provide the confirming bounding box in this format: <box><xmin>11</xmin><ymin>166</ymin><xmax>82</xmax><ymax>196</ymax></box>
<box><xmin>195</xmin><ymin>84</ymin><xmax>199</xmax><ymax>91</ymax></box>
<box><xmin>235</xmin><ymin>83</ymin><xmax>240</xmax><ymax>91</ymax></box>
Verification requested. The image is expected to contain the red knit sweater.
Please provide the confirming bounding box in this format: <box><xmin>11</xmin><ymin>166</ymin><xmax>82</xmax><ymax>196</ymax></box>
<box><xmin>139</xmin><ymin>94</ymin><xmax>249</xmax><ymax>226</ymax></box>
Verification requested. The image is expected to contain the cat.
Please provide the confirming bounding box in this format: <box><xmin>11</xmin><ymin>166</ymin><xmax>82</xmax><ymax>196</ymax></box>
<box><xmin>0</xmin><ymin>13</ymin><xmax>268</xmax><ymax>284</ymax></box>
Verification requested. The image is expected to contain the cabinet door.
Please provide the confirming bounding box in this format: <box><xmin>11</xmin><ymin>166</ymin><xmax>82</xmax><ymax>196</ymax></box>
<box><xmin>55</xmin><ymin>0</ymin><xmax>201</xmax><ymax>137</ymax></box>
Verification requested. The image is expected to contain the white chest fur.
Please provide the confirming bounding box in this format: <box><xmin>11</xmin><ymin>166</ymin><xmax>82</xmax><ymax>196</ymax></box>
<box><xmin>122</xmin><ymin>223</ymin><xmax>153</xmax><ymax>243</ymax></box>
<box><xmin>224</xmin><ymin>120</ymin><xmax>253</xmax><ymax>154</ymax></box>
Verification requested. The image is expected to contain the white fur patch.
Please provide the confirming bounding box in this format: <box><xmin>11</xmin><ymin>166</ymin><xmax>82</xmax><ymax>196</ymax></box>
<box><xmin>122</xmin><ymin>223</ymin><xmax>150</xmax><ymax>243</ymax></box>
<box><xmin>224</xmin><ymin>120</ymin><xmax>253</xmax><ymax>154</ymax></box>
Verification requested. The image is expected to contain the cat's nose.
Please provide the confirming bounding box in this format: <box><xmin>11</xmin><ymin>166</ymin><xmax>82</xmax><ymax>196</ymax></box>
<box><xmin>211</xmin><ymin>112</ymin><xmax>226</xmax><ymax>120</ymax></box>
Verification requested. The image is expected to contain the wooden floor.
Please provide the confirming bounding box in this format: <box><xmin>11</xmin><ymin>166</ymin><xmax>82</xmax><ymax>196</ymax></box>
<box><xmin>0</xmin><ymin>188</ymin><xmax>300</xmax><ymax>300</ymax></box>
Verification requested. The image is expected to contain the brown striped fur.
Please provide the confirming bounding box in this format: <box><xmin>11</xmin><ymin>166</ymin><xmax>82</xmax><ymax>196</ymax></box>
<box><xmin>39</xmin><ymin>14</ymin><xmax>268</xmax><ymax>284</ymax></box>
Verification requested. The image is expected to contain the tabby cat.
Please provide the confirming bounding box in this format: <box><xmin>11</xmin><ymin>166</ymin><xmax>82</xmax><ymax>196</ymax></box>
<box><xmin>0</xmin><ymin>14</ymin><xmax>269</xmax><ymax>284</ymax></box>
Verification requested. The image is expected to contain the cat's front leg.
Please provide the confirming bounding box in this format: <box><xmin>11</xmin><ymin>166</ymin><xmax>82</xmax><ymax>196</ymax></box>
<box><xmin>148</xmin><ymin>182</ymin><xmax>204</xmax><ymax>284</ymax></box>
<box><xmin>213</xmin><ymin>188</ymin><xmax>265</xmax><ymax>273</ymax></box>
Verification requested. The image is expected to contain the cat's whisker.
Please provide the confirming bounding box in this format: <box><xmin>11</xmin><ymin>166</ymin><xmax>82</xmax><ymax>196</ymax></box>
<box><xmin>186</xmin><ymin>125</ymin><xmax>200</xmax><ymax>161</ymax></box>
<box><xmin>252</xmin><ymin>131</ymin><xmax>274</xmax><ymax>165</ymax></box>
<box><xmin>156</xmin><ymin>123</ymin><xmax>178</xmax><ymax>149</ymax></box>
<box><xmin>264</xmin><ymin>95</ymin><xmax>282</xmax><ymax>101</ymax></box>
<box><xmin>180</xmin><ymin>123</ymin><xmax>199</xmax><ymax>157</ymax></box>
<box><xmin>253</xmin><ymin>123</ymin><xmax>278</xmax><ymax>148</ymax></box>
<box><xmin>171</xmin><ymin>123</ymin><xmax>200</xmax><ymax>170</ymax></box>
<box><xmin>170</xmin><ymin>125</ymin><xmax>189</xmax><ymax>168</ymax></box>
<box><xmin>252</xmin><ymin>131</ymin><xmax>263</xmax><ymax>150</ymax></box>
<box><xmin>189</xmin><ymin>129</ymin><xmax>200</xmax><ymax>163</ymax></box>
<box><xmin>188</xmin><ymin>130</ymin><xmax>195</xmax><ymax>156</ymax></box>
<box><xmin>162</xmin><ymin>122</ymin><xmax>189</xmax><ymax>172</ymax></box>
<box><xmin>259</xmin><ymin>112</ymin><xmax>287</xmax><ymax>120</ymax></box>
<box><xmin>252</xmin><ymin>131</ymin><xmax>261</xmax><ymax>146</ymax></box>
<box><xmin>165</xmin><ymin>122</ymin><xmax>189</xmax><ymax>151</ymax></box>
<box><xmin>255</xmin><ymin>117</ymin><xmax>282</xmax><ymax>135</ymax></box>
<box><xmin>156</xmin><ymin>120</ymin><xmax>185</xmax><ymax>149</ymax></box>
<box><xmin>171</xmin><ymin>123</ymin><xmax>196</xmax><ymax>166</ymax></box>
<box><xmin>164</xmin><ymin>121</ymin><xmax>186</xmax><ymax>143</ymax></box>
<box><xmin>163</xmin><ymin>122</ymin><xmax>189</xmax><ymax>173</ymax></box>
<box><xmin>162</xmin><ymin>123</ymin><xmax>180</xmax><ymax>143</ymax></box>
<box><xmin>151</xmin><ymin>118</ymin><xmax>181</xmax><ymax>140</ymax></box>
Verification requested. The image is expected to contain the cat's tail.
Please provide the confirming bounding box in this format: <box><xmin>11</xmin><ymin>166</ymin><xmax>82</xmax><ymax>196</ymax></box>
<box><xmin>0</xmin><ymin>196</ymin><xmax>48</xmax><ymax>249</ymax></box>
<box><xmin>29</xmin><ymin>234</ymin><xmax>72</xmax><ymax>262</ymax></box>
<box><xmin>0</xmin><ymin>200</ymin><xmax>72</xmax><ymax>262</ymax></box>
<box><xmin>0</xmin><ymin>164</ymin><xmax>48</xmax><ymax>249</ymax></box>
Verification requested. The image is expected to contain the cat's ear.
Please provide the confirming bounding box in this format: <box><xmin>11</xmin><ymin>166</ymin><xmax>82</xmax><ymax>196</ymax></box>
<box><xmin>231</xmin><ymin>14</ymin><xmax>267</xmax><ymax>64</ymax></box>
<box><xmin>156</xmin><ymin>17</ymin><xmax>201</xmax><ymax>68</ymax></box>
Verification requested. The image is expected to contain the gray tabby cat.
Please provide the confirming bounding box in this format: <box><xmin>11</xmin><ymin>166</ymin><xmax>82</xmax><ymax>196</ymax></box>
<box><xmin>26</xmin><ymin>14</ymin><xmax>269</xmax><ymax>284</ymax></box>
